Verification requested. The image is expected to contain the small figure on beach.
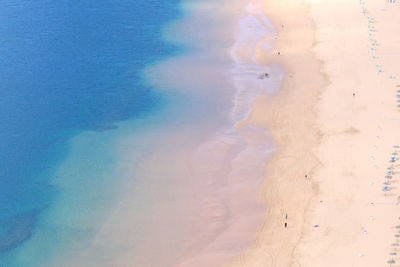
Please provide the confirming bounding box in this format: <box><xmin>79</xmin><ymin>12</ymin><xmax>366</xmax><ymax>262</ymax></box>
<box><xmin>284</xmin><ymin>222</ymin><xmax>287</xmax><ymax>228</ymax></box>
<box><xmin>285</xmin><ymin>213</ymin><xmax>288</xmax><ymax>219</ymax></box>
<box><xmin>258</xmin><ymin>73</ymin><xmax>269</xmax><ymax>79</ymax></box>
<box><xmin>278</xmin><ymin>52</ymin><xmax>281</xmax><ymax>56</ymax></box>
<box><xmin>305</xmin><ymin>174</ymin><xmax>308</xmax><ymax>179</ymax></box>
<box><xmin>353</xmin><ymin>93</ymin><xmax>355</xmax><ymax>97</ymax></box>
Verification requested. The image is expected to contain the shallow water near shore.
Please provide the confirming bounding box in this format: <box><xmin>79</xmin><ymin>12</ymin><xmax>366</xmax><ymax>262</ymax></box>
<box><xmin>0</xmin><ymin>0</ymin><xmax>284</xmax><ymax>266</ymax></box>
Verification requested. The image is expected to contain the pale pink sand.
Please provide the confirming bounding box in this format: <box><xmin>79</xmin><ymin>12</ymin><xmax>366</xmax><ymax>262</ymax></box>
<box><xmin>227</xmin><ymin>0</ymin><xmax>400</xmax><ymax>266</ymax></box>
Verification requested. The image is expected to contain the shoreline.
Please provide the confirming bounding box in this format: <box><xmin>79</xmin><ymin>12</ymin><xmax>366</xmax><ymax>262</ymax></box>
<box><xmin>175</xmin><ymin>1</ymin><xmax>285</xmax><ymax>265</ymax></box>
<box><xmin>228</xmin><ymin>0</ymin><xmax>326</xmax><ymax>265</ymax></box>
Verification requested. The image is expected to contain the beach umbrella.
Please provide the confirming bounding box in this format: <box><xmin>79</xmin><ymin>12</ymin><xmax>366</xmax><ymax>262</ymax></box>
<box><xmin>392</xmin><ymin>243</ymin><xmax>399</xmax><ymax>246</ymax></box>
<box><xmin>389</xmin><ymin>252</ymin><xmax>397</xmax><ymax>256</ymax></box>
<box><xmin>388</xmin><ymin>259</ymin><xmax>395</xmax><ymax>266</ymax></box>
<box><xmin>395</xmin><ymin>234</ymin><xmax>400</xmax><ymax>238</ymax></box>
<box><xmin>395</xmin><ymin>225</ymin><xmax>400</xmax><ymax>229</ymax></box>
<box><xmin>384</xmin><ymin>181</ymin><xmax>391</xmax><ymax>185</ymax></box>
<box><xmin>385</xmin><ymin>175</ymin><xmax>393</xmax><ymax>179</ymax></box>
<box><xmin>387</xmin><ymin>171</ymin><xmax>393</xmax><ymax>175</ymax></box>
<box><xmin>383</xmin><ymin>186</ymin><xmax>390</xmax><ymax>191</ymax></box>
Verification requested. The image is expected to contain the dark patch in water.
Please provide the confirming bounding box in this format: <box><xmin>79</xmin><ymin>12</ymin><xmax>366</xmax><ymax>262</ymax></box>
<box><xmin>0</xmin><ymin>209</ymin><xmax>39</xmax><ymax>252</ymax></box>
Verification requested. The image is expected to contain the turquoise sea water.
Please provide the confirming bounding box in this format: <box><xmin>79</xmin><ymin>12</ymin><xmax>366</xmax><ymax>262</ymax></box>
<box><xmin>0</xmin><ymin>0</ymin><xmax>181</xmax><ymax>265</ymax></box>
<box><xmin>1</xmin><ymin>0</ymin><xmax>280</xmax><ymax>265</ymax></box>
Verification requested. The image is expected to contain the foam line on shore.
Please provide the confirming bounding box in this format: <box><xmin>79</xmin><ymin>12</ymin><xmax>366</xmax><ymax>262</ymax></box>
<box><xmin>230</xmin><ymin>0</ymin><xmax>284</xmax><ymax>123</ymax></box>
<box><xmin>176</xmin><ymin>0</ymin><xmax>284</xmax><ymax>265</ymax></box>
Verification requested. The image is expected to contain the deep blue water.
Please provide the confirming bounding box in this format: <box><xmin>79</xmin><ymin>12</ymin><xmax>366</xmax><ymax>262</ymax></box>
<box><xmin>0</xmin><ymin>0</ymin><xmax>180</xmax><ymax>257</ymax></box>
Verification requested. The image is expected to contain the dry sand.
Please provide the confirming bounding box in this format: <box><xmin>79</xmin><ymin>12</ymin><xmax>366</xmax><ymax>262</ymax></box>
<box><xmin>227</xmin><ymin>0</ymin><xmax>400</xmax><ymax>266</ymax></box>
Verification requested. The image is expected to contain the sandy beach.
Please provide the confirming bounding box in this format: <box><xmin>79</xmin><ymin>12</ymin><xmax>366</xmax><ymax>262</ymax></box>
<box><xmin>11</xmin><ymin>0</ymin><xmax>400</xmax><ymax>265</ymax></box>
<box><xmin>227</xmin><ymin>0</ymin><xmax>400</xmax><ymax>266</ymax></box>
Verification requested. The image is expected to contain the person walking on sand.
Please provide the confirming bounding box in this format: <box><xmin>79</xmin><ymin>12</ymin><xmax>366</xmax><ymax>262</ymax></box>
<box><xmin>284</xmin><ymin>222</ymin><xmax>287</xmax><ymax>228</ymax></box>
